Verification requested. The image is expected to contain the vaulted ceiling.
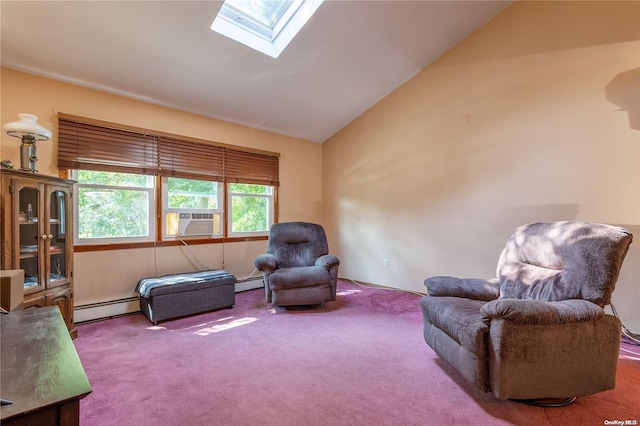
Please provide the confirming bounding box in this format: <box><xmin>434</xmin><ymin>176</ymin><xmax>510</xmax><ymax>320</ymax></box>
<box><xmin>1</xmin><ymin>1</ymin><xmax>511</xmax><ymax>143</ymax></box>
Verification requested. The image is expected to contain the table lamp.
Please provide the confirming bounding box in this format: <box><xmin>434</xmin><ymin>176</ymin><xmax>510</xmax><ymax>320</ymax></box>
<box><xmin>2</xmin><ymin>113</ymin><xmax>52</xmax><ymax>173</ymax></box>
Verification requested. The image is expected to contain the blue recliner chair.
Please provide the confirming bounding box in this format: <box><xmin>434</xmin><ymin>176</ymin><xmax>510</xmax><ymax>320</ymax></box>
<box><xmin>255</xmin><ymin>222</ymin><xmax>340</xmax><ymax>308</ymax></box>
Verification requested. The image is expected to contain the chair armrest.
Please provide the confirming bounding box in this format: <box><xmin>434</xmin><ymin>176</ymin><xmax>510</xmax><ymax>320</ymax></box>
<box><xmin>480</xmin><ymin>298</ymin><xmax>604</xmax><ymax>325</ymax></box>
<box><xmin>255</xmin><ymin>254</ymin><xmax>278</xmax><ymax>272</ymax></box>
<box><xmin>316</xmin><ymin>254</ymin><xmax>340</xmax><ymax>269</ymax></box>
<box><xmin>424</xmin><ymin>276</ymin><xmax>500</xmax><ymax>301</ymax></box>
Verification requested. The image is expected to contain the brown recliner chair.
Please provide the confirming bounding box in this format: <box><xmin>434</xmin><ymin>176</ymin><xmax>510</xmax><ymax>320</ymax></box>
<box><xmin>421</xmin><ymin>221</ymin><xmax>633</xmax><ymax>405</ymax></box>
<box><xmin>255</xmin><ymin>222</ymin><xmax>340</xmax><ymax>308</ymax></box>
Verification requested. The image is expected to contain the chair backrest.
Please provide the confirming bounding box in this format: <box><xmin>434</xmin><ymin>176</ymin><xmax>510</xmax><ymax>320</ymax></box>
<box><xmin>267</xmin><ymin>222</ymin><xmax>329</xmax><ymax>268</ymax></box>
<box><xmin>496</xmin><ymin>221</ymin><xmax>632</xmax><ymax>306</ymax></box>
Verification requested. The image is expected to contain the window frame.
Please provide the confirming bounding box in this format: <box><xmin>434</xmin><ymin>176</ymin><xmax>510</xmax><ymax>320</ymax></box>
<box><xmin>161</xmin><ymin>176</ymin><xmax>224</xmax><ymax>240</ymax></box>
<box><xmin>227</xmin><ymin>183</ymin><xmax>275</xmax><ymax>238</ymax></box>
<box><xmin>72</xmin><ymin>170</ymin><xmax>156</xmax><ymax>245</ymax></box>
<box><xmin>219</xmin><ymin>0</ymin><xmax>298</xmax><ymax>41</ymax></box>
<box><xmin>210</xmin><ymin>0</ymin><xmax>324</xmax><ymax>58</ymax></box>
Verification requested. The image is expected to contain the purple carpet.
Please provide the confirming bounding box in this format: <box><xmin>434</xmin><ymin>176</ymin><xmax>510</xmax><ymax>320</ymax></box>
<box><xmin>74</xmin><ymin>280</ymin><xmax>640</xmax><ymax>425</ymax></box>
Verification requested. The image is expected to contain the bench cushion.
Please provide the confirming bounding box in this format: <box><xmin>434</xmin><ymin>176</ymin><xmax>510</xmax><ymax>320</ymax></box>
<box><xmin>136</xmin><ymin>270</ymin><xmax>236</xmax><ymax>297</ymax></box>
<box><xmin>135</xmin><ymin>270</ymin><xmax>236</xmax><ymax>324</ymax></box>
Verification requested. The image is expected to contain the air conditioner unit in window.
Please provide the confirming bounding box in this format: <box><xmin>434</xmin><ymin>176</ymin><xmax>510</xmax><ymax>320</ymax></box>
<box><xmin>177</xmin><ymin>211</ymin><xmax>215</xmax><ymax>236</ymax></box>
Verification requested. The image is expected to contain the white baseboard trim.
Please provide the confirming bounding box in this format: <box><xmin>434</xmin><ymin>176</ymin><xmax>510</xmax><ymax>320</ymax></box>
<box><xmin>74</xmin><ymin>297</ymin><xmax>140</xmax><ymax>323</ymax></box>
<box><xmin>74</xmin><ymin>277</ymin><xmax>264</xmax><ymax>323</ymax></box>
<box><xmin>235</xmin><ymin>277</ymin><xmax>263</xmax><ymax>292</ymax></box>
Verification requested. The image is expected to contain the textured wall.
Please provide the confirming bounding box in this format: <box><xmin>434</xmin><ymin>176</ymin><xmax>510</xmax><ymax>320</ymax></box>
<box><xmin>322</xmin><ymin>1</ymin><xmax>640</xmax><ymax>331</ymax></box>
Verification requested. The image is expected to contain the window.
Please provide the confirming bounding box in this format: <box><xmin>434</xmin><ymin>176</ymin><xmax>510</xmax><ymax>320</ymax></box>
<box><xmin>211</xmin><ymin>0</ymin><xmax>324</xmax><ymax>58</ymax></box>
<box><xmin>224</xmin><ymin>0</ymin><xmax>292</xmax><ymax>36</ymax></box>
<box><xmin>58</xmin><ymin>113</ymin><xmax>279</xmax><ymax>248</ymax></box>
<box><xmin>163</xmin><ymin>177</ymin><xmax>223</xmax><ymax>238</ymax></box>
<box><xmin>74</xmin><ymin>170</ymin><xmax>155</xmax><ymax>244</ymax></box>
<box><xmin>228</xmin><ymin>183</ymin><xmax>274</xmax><ymax>236</ymax></box>
<box><xmin>166</xmin><ymin>177</ymin><xmax>220</xmax><ymax>210</ymax></box>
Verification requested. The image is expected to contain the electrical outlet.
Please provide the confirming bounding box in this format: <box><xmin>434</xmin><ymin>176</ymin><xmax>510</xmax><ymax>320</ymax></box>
<box><xmin>383</xmin><ymin>258</ymin><xmax>388</xmax><ymax>268</ymax></box>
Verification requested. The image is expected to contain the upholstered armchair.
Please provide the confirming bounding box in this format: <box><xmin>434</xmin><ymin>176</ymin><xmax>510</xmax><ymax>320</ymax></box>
<box><xmin>421</xmin><ymin>221</ymin><xmax>632</xmax><ymax>405</ymax></box>
<box><xmin>255</xmin><ymin>222</ymin><xmax>340</xmax><ymax>308</ymax></box>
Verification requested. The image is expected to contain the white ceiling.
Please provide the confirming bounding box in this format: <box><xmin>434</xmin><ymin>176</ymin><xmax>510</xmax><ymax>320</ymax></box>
<box><xmin>1</xmin><ymin>1</ymin><xmax>511</xmax><ymax>143</ymax></box>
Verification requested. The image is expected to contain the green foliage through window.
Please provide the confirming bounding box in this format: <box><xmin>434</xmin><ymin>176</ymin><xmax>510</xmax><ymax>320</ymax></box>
<box><xmin>229</xmin><ymin>184</ymin><xmax>272</xmax><ymax>233</ymax></box>
<box><xmin>76</xmin><ymin>171</ymin><xmax>153</xmax><ymax>240</ymax></box>
<box><xmin>167</xmin><ymin>177</ymin><xmax>218</xmax><ymax>209</ymax></box>
<box><xmin>77</xmin><ymin>170</ymin><xmax>150</xmax><ymax>188</ymax></box>
<box><xmin>77</xmin><ymin>188</ymin><xmax>150</xmax><ymax>238</ymax></box>
<box><xmin>74</xmin><ymin>171</ymin><xmax>274</xmax><ymax>242</ymax></box>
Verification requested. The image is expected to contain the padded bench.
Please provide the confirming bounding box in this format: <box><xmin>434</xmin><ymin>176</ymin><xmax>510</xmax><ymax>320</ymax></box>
<box><xmin>135</xmin><ymin>270</ymin><xmax>236</xmax><ymax>324</ymax></box>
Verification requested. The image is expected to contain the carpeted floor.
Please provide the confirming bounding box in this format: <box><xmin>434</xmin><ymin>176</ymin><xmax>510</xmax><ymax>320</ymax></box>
<box><xmin>73</xmin><ymin>280</ymin><xmax>640</xmax><ymax>426</ymax></box>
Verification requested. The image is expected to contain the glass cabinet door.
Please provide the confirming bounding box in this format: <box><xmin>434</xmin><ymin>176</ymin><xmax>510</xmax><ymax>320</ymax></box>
<box><xmin>48</xmin><ymin>188</ymin><xmax>70</xmax><ymax>287</ymax></box>
<box><xmin>3</xmin><ymin>170</ymin><xmax>77</xmax><ymax>336</ymax></box>
<box><xmin>18</xmin><ymin>185</ymin><xmax>42</xmax><ymax>293</ymax></box>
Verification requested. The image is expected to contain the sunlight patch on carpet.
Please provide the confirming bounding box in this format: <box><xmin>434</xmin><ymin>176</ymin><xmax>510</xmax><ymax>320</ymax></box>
<box><xmin>336</xmin><ymin>288</ymin><xmax>362</xmax><ymax>296</ymax></box>
<box><xmin>193</xmin><ymin>316</ymin><xmax>258</xmax><ymax>336</ymax></box>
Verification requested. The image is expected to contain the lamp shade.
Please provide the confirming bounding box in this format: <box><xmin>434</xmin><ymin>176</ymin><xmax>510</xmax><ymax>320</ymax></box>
<box><xmin>3</xmin><ymin>113</ymin><xmax>51</xmax><ymax>141</ymax></box>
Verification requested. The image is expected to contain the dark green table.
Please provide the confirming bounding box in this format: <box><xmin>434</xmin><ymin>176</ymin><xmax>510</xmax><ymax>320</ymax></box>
<box><xmin>1</xmin><ymin>307</ymin><xmax>91</xmax><ymax>425</ymax></box>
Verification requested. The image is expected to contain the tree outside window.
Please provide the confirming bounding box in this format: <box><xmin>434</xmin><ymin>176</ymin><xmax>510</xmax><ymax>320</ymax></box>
<box><xmin>229</xmin><ymin>183</ymin><xmax>273</xmax><ymax>234</ymax></box>
<box><xmin>76</xmin><ymin>171</ymin><xmax>154</xmax><ymax>241</ymax></box>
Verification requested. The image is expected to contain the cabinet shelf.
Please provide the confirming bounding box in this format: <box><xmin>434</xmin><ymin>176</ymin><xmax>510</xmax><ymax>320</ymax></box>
<box><xmin>19</xmin><ymin>219</ymin><xmax>61</xmax><ymax>224</ymax></box>
<box><xmin>20</xmin><ymin>245</ymin><xmax>38</xmax><ymax>259</ymax></box>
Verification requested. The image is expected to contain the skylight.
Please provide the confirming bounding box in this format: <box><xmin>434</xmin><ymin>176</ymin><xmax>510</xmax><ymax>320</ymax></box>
<box><xmin>211</xmin><ymin>0</ymin><xmax>324</xmax><ymax>58</ymax></box>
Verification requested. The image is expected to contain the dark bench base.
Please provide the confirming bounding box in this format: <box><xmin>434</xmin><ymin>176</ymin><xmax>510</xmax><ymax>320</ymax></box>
<box><xmin>136</xmin><ymin>270</ymin><xmax>236</xmax><ymax>324</ymax></box>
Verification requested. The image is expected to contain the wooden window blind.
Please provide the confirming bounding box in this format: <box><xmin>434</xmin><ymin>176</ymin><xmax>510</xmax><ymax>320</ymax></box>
<box><xmin>57</xmin><ymin>114</ymin><xmax>279</xmax><ymax>185</ymax></box>
<box><xmin>58</xmin><ymin>116</ymin><xmax>158</xmax><ymax>175</ymax></box>
<box><xmin>225</xmin><ymin>148</ymin><xmax>279</xmax><ymax>186</ymax></box>
<box><xmin>158</xmin><ymin>137</ymin><xmax>225</xmax><ymax>181</ymax></box>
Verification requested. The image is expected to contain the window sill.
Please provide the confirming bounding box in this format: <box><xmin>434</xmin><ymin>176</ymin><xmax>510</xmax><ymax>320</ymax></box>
<box><xmin>74</xmin><ymin>235</ymin><xmax>268</xmax><ymax>252</ymax></box>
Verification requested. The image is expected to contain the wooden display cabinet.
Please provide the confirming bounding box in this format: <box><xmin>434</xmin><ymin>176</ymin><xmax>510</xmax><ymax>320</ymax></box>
<box><xmin>1</xmin><ymin>168</ymin><xmax>77</xmax><ymax>338</ymax></box>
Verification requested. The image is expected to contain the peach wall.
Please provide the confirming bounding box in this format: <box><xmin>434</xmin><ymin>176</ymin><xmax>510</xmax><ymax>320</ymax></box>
<box><xmin>323</xmin><ymin>1</ymin><xmax>640</xmax><ymax>331</ymax></box>
<box><xmin>1</xmin><ymin>68</ymin><xmax>323</xmax><ymax>310</ymax></box>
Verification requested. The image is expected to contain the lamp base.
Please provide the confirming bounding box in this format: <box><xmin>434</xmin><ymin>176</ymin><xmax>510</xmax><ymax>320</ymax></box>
<box><xmin>19</xmin><ymin>138</ymin><xmax>38</xmax><ymax>173</ymax></box>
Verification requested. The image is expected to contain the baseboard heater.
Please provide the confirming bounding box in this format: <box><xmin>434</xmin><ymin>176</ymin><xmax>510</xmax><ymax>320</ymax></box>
<box><xmin>75</xmin><ymin>296</ymin><xmax>140</xmax><ymax>324</ymax></box>
<box><xmin>235</xmin><ymin>275</ymin><xmax>263</xmax><ymax>292</ymax></box>
<box><xmin>74</xmin><ymin>277</ymin><xmax>264</xmax><ymax>323</ymax></box>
